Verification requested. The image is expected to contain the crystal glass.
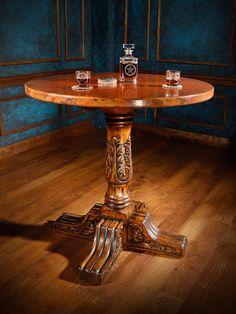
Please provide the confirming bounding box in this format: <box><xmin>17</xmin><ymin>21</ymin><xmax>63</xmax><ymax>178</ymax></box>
<box><xmin>75</xmin><ymin>70</ymin><xmax>91</xmax><ymax>88</ymax></box>
<box><xmin>120</xmin><ymin>43</ymin><xmax>138</xmax><ymax>83</ymax></box>
<box><xmin>166</xmin><ymin>70</ymin><xmax>181</xmax><ymax>86</ymax></box>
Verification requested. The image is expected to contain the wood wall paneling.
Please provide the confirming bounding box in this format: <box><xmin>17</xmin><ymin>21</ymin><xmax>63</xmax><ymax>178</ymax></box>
<box><xmin>67</xmin><ymin>106</ymin><xmax>86</xmax><ymax>118</ymax></box>
<box><xmin>134</xmin><ymin>122</ymin><xmax>230</xmax><ymax>148</ymax></box>
<box><xmin>153</xmin><ymin>96</ymin><xmax>228</xmax><ymax>130</ymax></box>
<box><xmin>0</xmin><ymin>0</ymin><xmax>60</xmax><ymax>66</ymax></box>
<box><xmin>0</xmin><ymin>0</ymin><xmax>92</xmax><ymax>147</ymax></box>
<box><xmin>0</xmin><ymin>120</ymin><xmax>92</xmax><ymax>159</ymax></box>
<box><xmin>0</xmin><ymin>95</ymin><xmax>63</xmax><ymax>136</ymax></box>
<box><xmin>135</xmin><ymin>108</ymin><xmax>148</xmax><ymax>118</ymax></box>
<box><xmin>124</xmin><ymin>0</ymin><xmax>150</xmax><ymax>61</ymax></box>
<box><xmin>156</xmin><ymin>0</ymin><xmax>236</xmax><ymax>66</ymax></box>
<box><xmin>65</xmin><ymin>0</ymin><xmax>85</xmax><ymax>61</ymax></box>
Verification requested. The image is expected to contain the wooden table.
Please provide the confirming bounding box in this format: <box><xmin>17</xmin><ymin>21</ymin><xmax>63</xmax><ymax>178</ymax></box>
<box><xmin>25</xmin><ymin>73</ymin><xmax>214</xmax><ymax>285</ymax></box>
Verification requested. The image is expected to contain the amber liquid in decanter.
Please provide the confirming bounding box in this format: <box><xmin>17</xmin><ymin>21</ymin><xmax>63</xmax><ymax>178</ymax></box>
<box><xmin>120</xmin><ymin>44</ymin><xmax>138</xmax><ymax>83</ymax></box>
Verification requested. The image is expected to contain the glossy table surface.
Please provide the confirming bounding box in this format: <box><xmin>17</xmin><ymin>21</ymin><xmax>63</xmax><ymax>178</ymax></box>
<box><xmin>25</xmin><ymin>73</ymin><xmax>214</xmax><ymax>109</ymax></box>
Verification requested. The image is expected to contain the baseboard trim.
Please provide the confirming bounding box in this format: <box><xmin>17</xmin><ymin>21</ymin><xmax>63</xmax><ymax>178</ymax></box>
<box><xmin>0</xmin><ymin>120</ymin><xmax>94</xmax><ymax>160</ymax></box>
<box><xmin>1</xmin><ymin>121</ymin><xmax>231</xmax><ymax>160</ymax></box>
<box><xmin>134</xmin><ymin>123</ymin><xmax>230</xmax><ymax>149</ymax></box>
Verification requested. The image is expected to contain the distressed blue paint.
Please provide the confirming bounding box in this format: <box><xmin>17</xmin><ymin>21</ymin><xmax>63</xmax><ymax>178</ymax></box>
<box><xmin>93</xmin><ymin>0</ymin><xmax>236</xmax><ymax>141</ymax></box>
<box><xmin>133</xmin><ymin>85</ymin><xmax>236</xmax><ymax>139</ymax></box>
<box><xmin>0</xmin><ymin>86</ymin><xmax>24</xmax><ymax>98</ymax></box>
<box><xmin>0</xmin><ymin>0</ymin><xmax>58</xmax><ymax>62</ymax></box>
<box><xmin>91</xmin><ymin>0</ymin><xmax>115</xmax><ymax>72</ymax></box>
<box><xmin>69</xmin><ymin>106</ymin><xmax>85</xmax><ymax>113</ymax></box>
<box><xmin>91</xmin><ymin>109</ymin><xmax>106</xmax><ymax>129</ymax></box>
<box><xmin>126</xmin><ymin>0</ymin><xmax>149</xmax><ymax>59</ymax></box>
<box><xmin>159</xmin><ymin>0</ymin><xmax>234</xmax><ymax>64</ymax></box>
<box><xmin>156</xmin><ymin>98</ymin><xmax>226</xmax><ymax>127</ymax></box>
<box><xmin>66</xmin><ymin>0</ymin><xmax>84</xmax><ymax>59</ymax></box>
<box><xmin>0</xmin><ymin>0</ymin><xmax>92</xmax><ymax>77</ymax></box>
<box><xmin>0</xmin><ymin>85</ymin><xmax>91</xmax><ymax>147</ymax></box>
<box><xmin>113</xmin><ymin>0</ymin><xmax>236</xmax><ymax>77</ymax></box>
<box><xmin>0</xmin><ymin>0</ymin><xmax>92</xmax><ymax>147</ymax></box>
<box><xmin>0</xmin><ymin>0</ymin><xmax>236</xmax><ymax>147</ymax></box>
<box><xmin>114</xmin><ymin>0</ymin><xmax>126</xmax><ymax>70</ymax></box>
<box><xmin>1</xmin><ymin>98</ymin><xmax>59</xmax><ymax>132</ymax></box>
<box><xmin>0</xmin><ymin>110</ymin><xmax>90</xmax><ymax>146</ymax></box>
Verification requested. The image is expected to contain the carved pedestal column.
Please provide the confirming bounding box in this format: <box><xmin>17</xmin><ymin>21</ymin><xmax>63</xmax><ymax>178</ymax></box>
<box><xmin>49</xmin><ymin>109</ymin><xmax>187</xmax><ymax>285</ymax></box>
<box><xmin>104</xmin><ymin>112</ymin><xmax>133</xmax><ymax>210</ymax></box>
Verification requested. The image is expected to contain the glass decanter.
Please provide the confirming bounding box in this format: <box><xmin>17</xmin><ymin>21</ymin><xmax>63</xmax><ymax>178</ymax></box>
<box><xmin>119</xmin><ymin>43</ymin><xmax>138</xmax><ymax>83</ymax></box>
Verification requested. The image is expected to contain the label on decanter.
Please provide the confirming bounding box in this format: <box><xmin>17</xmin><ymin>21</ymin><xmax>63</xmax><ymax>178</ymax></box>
<box><xmin>124</xmin><ymin>64</ymin><xmax>137</xmax><ymax>76</ymax></box>
<box><xmin>120</xmin><ymin>63</ymin><xmax>138</xmax><ymax>79</ymax></box>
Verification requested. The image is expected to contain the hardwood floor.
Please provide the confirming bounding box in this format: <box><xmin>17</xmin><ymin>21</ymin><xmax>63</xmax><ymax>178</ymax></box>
<box><xmin>0</xmin><ymin>129</ymin><xmax>236</xmax><ymax>314</ymax></box>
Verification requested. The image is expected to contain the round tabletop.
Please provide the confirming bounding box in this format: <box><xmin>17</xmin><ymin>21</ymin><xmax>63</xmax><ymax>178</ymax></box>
<box><xmin>25</xmin><ymin>73</ymin><xmax>214</xmax><ymax>109</ymax></box>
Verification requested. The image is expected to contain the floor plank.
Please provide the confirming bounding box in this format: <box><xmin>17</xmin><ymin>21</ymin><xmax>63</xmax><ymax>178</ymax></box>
<box><xmin>0</xmin><ymin>129</ymin><xmax>236</xmax><ymax>314</ymax></box>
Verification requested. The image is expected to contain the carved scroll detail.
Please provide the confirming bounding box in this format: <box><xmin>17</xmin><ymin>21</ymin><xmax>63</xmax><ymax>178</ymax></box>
<box><xmin>105</xmin><ymin>137</ymin><xmax>114</xmax><ymax>180</ymax></box>
<box><xmin>105</xmin><ymin>136</ymin><xmax>132</xmax><ymax>184</ymax></box>
<box><xmin>53</xmin><ymin>215</ymin><xmax>100</xmax><ymax>238</ymax></box>
<box><xmin>128</xmin><ymin>222</ymin><xmax>178</xmax><ymax>255</ymax></box>
<box><xmin>49</xmin><ymin>204</ymin><xmax>103</xmax><ymax>240</ymax></box>
<box><xmin>126</xmin><ymin>204</ymin><xmax>187</xmax><ymax>258</ymax></box>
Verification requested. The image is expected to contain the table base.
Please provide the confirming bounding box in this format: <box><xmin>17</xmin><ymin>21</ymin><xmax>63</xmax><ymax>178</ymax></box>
<box><xmin>48</xmin><ymin>202</ymin><xmax>187</xmax><ymax>285</ymax></box>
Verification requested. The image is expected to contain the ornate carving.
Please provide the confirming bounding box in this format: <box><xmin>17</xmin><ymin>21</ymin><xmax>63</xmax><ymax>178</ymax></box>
<box><xmin>128</xmin><ymin>222</ymin><xmax>178</xmax><ymax>255</ymax></box>
<box><xmin>126</xmin><ymin>202</ymin><xmax>187</xmax><ymax>258</ymax></box>
<box><xmin>105</xmin><ymin>136</ymin><xmax>132</xmax><ymax>184</ymax></box>
<box><xmin>129</xmin><ymin>223</ymin><xmax>147</xmax><ymax>242</ymax></box>
<box><xmin>53</xmin><ymin>215</ymin><xmax>100</xmax><ymax>239</ymax></box>
<box><xmin>49</xmin><ymin>201</ymin><xmax>187</xmax><ymax>284</ymax></box>
<box><xmin>48</xmin><ymin>204</ymin><xmax>103</xmax><ymax>240</ymax></box>
<box><xmin>105</xmin><ymin>138</ymin><xmax>114</xmax><ymax>180</ymax></box>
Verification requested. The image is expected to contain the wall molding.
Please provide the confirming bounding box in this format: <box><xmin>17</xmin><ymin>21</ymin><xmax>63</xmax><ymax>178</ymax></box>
<box><xmin>0</xmin><ymin>67</ymin><xmax>91</xmax><ymax>87</ymax></box>
<box><xmin>138</xmin><ymin>70</ymin><xmax>236</xmax><ymax>87</ymax></box>
<box><xmin>65</xmin><ymin>0</ymin><xmax>85</xmax><ymax>61</ymax></box>
<box><xmin>154</xmin><ymin>95</ymin><xmax>228</xmax><ymax>130</ymax></box>
<box><xmin>134</xmin><ymin>122</ymin><xmax>230</xmax><ymax>149</ymax></box>
<box><xmin>135</xmin><ymin>108</ymin><xmax>148</xmax><ymax>118</ymax></box>
<box><xmin>0</xmin><ymin>95</ymin><xmax>63</xmax><ymax>136</ymax></box>
<box><xmin>156</xmin><ymin>0</ymin><xmax>236</xmax><ymax>66</ymax></box>
<box><xmin>124</xmin><ymin>0</ymin><xmax>150</xmax><ymax>61</ymax></box>
<box><xmin>67</xmin><ymin>106</ymin><xmax>86</xmax><ymax>118</ymax></box>
<box><xmin>0</xmin><ymin>70</ymin><xmax>235</xmax><ymax>88</ymax></box>
<box><xmin>0</xmin><ymin>94</ymin><xmax>26</xmax><ymax>102</ymax></box>
<box><xmin>0</xmin><ymin>120</ymin><xmax>92</xmax><ymax>160</ymax></box>
<box><xmin>0</xmin><ymin>0</ymin><xmax>61</xmax><ymax>66</ymax></box>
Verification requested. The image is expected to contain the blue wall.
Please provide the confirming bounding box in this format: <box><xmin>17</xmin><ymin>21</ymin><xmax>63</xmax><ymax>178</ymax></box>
<box><xmin>1</xmin><ymin>0</ymin><xmax>236</xmax><ymax>147</ymax></box>
<box><xmin>92</xmin><ymin>0</ymin><xmax>236</xmax><ymax>140</ymax></box>
<box><xmin>0</xmin><ymin>0</ymin><xmax>91</xmax><ymax>147</ymax></box>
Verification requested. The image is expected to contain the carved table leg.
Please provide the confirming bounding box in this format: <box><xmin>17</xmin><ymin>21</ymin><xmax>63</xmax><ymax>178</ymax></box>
<box><xmin>104</xmin><ymin>111</ymin><xmax>133</xmax><ymax>209</ymax></box>
<box><xmin>48</xmin><ymin>108</ymin><xmax>187</xmax><ymax>285</ymax></box>
<box><xmin>79</xmin><ymin>218</ymin><xmax>124</xmax><ymax>285</ymax></box>
<box><xmin>47</xmin><ymin>203</ymin><xmax>103</xmax><ymax>240</ymax></box>
<box><xmin>124</xmin><ymin>201</ymin><xmax>187</xmax><ymax>258</ymax></box>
